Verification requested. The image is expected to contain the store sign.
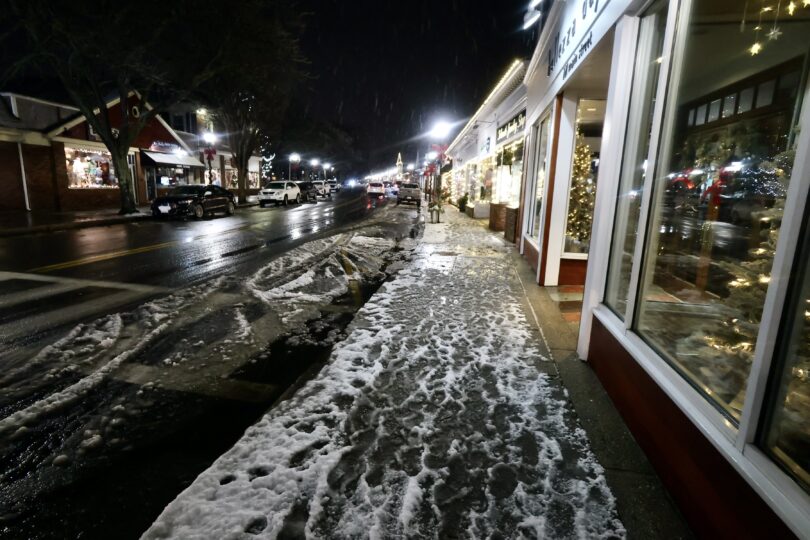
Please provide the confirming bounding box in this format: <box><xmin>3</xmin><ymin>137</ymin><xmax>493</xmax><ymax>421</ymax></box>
<box><xmin>546</xmin><ymin>0</ymin><xmax>611</xmax><ymax>80</ymax></box>
<box><xmin>149</xmin><ymin>141</ymin><xmax>181</xmax><ymax>153</ymax></box>
<box><xmin>480</xmin><ymin>136</ymin><xmax>491</xmax><ymax>155</ymax></box>
<box><xmin>496</xmin><ymin>110</ymin><xmax>526</xmax><ymax>144</ymax></box>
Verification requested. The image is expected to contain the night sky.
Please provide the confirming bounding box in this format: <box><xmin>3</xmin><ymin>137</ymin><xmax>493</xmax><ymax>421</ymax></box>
<box><xmin>300</xmin><ymin>0</ymin><xmax>539</xmax><ymax>174</ymax></box>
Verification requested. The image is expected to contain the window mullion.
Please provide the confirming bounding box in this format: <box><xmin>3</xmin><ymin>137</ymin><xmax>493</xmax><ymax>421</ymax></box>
<box><xmin>737</xmin><ymin>77</ymin><xmax>810</xmax><ymax>449</ymax></box>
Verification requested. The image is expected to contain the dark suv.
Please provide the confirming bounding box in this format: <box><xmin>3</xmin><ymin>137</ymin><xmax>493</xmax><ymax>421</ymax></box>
<box><xmin>151</xmin><ymin>184</ymin><xmax>235</xmax><ymax>219</ymax></box>
<box><xmin>295</xmin><ymin>181</ymin><xmax>320</xmax><ymax>203</ymax></box>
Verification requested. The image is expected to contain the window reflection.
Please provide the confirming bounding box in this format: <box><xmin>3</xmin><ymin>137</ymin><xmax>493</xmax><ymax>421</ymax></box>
<box><xmin>604</xmin><ymin>0</ymin><xmax>667</xmax><ymax>317</ymax></box>
<box><xmin>635</xmin><ymin>0</ymin><xmax>808</xmax><ymax>421</ymax></box>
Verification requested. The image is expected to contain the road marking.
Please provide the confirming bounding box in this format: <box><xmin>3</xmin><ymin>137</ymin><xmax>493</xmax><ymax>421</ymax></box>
<box><xmin>29</xmin><ymin>241</ymin><xmax>179</xmax><ymax>272</ymax></box>
<box><xmin>0</xmin><ymin>271</ymin><xmax>171</xmax><ymax>293</ymax></box>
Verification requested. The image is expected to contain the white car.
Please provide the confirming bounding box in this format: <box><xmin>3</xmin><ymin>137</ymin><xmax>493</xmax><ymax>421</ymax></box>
<box><xmin>367</xmin><ymin>182</ymin><xmax>385</xmax><ymax>197</ymax></box>
<box><xmin>328</xmin><ymin>180</ymin><xmax>340</xmax><ymax>193</ymax></box>
<box><xmin>258</xmin><ymin>181</ymin><xmax>301</xmax><ymax>207</ymax></box>
<box><xmin>313</xmin><ymin>180</ymin><xmax>331</xmax><ymax>198</ymax></box>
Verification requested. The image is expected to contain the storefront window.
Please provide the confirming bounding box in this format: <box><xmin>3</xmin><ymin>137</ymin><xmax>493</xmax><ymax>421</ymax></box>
<box><xmin>563</xmin><ymin>100</ymin><xmax>604</xmax><ymax>254</ymax></box>
<box><xmin>635</xmin><ymin>0</ymin><xmax>807</xmax><ymax>421</ymax></box>
<box><xmin>65</xmin><ymin>147</ymin><xmax>118</xmax><ymax>189</ymax></box>
<box><xmin>530</xmin><ymin>117</ymin><xmax>550</xmax><ymax>239</ymax></box>
<box><xmin>224</xmin><ymin>170</ymin><xmax>260</xmax><ymax>189</ymax></box>
<box><xmin>494</xmin><ymin>140</ymin><xmax>524</xmax><ymax>206</ymax></box>
<box><xmin>605</xmin><ymin>0</ymin><xmax>668</xmax><ymax>318</ymax></box>
<box><xmin>476</xmin><ymin>157</ymin><xmax>494</xmax><ymax>202</ymax></box>
<box><xmin>760</xmin><ymin>218</ymin><xmax>810</xmax><ymax>493</ymax></box>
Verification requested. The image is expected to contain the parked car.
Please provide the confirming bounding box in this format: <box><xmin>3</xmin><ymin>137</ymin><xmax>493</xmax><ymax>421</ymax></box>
<box><xmin>718</xmin><ymin>173</ymin><xmax>786</xmax><ymax>224</ymax></box>
<box><xmin>151</xmin><ymin>184</ymin><xmax>235</xmax><ymax>219</ymax></box>
<box><xmin>397</xmin><ymin>183</ymin><xmax>422</xmax><ymax>208</ymax></box>
<box><xmin>296</xmin><ymin>181</ymin><xmax>320</xmax><ymax>203</ymax></box>
<box><xmin>312</xmin><ymin>180</ymin><xmax>331</xmax><ymax>198</ymax></box>
<box><xmin>258</xmin><ymin>181</ymin><xmax>301</xmax><ymax>207</ymax></box>
<box><xmin>367</xmin><ymin>181</ymin><xmax>385</xmax><ymax>197</ymax></box>
<box><xmin>328</xmin><ymin>180</ymin><xmax>340</xmax><ymax>193</ymax></box>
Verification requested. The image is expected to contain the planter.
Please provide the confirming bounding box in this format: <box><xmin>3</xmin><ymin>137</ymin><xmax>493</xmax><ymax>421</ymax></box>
<box><xmin>489</xmin><ymin>203</ymin><xmax>507</xmax><ymax>231</ymax></box>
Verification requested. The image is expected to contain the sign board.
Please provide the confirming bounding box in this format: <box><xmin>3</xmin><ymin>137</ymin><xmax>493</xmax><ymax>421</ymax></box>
<box><xmin>496</xmin><ymin>110</ymin><xmax>526</xmax><ymax>144</ymax></box>
<box><xmin>545</xmin><ymin>0</ymin><xmax>615</xmax><ymax>83</ymax></box>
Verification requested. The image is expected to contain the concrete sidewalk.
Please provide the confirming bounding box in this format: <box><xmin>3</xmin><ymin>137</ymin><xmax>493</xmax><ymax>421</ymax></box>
<box><xmin>144</xmin><ymin>208</ymin><xmax>691</xmax><ymax>539</ymax></box>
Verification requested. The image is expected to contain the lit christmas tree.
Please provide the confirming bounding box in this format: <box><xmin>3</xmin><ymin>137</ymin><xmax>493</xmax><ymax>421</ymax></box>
<box><xmin>566</xmin><ymin>130</ymin><xmax>596</xmax><ymax>245</ymax></box>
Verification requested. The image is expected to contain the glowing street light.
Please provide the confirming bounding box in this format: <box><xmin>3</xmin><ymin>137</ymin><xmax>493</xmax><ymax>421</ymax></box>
<box><xmin>289</xmin><ymin>152</ymin><xmax>301</xmax><ymax>180</ymax></box>
<box><xmin>425</xmin><ymin>151</ymin><xmax>438</xmax><ymax>160</ymax></box>
<box><xmin>203</xmin><ymin>132</ymin><xmax>217</xmax><ymax>144</ymax></box>
<box><xmin>429</xmin><ymin>121</ymin><xmax>452</xmax><ymax>140</ymax></box>
<box><xmin>406</xmin><ymin>163</ymin><xmax>415</xmax><ymax>171</ymax></box>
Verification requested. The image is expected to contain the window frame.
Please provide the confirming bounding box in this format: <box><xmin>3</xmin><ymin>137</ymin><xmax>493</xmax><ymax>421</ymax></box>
<box><xmin>579</xmin><ymin>0</ymin><xmax>810</xmax><ymax>533</ymax></box>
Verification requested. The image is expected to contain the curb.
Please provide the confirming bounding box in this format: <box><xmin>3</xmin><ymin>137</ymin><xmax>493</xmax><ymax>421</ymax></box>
<box><xmin>0</xmin><ymin>213</ymin><xmax>152</xmax><ymax>238</ymax></box>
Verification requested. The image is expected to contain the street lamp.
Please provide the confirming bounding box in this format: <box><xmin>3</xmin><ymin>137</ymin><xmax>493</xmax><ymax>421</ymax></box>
<box><xmin>323</xmin><ymin>163</ymin><xmax>332</xmax><ymax>180</ymax></box>
<box><xmin>429</xmin><ymin>121</ymin><xmax>452</xmax><ymax>140</ymax></box>
<box><xmin>289</xmin><ymin>152</ymin><xmax>300</xmax><ymax>181</ymax></box>
<box><xmin>202</xmin><ymin>132</ymin><xmax>218</xmax><ymax>185</ymax></box>
<box><xmin>310</xmin><ymin>158</ymin><xmax>320</xmax><ymax>180</ymax></box>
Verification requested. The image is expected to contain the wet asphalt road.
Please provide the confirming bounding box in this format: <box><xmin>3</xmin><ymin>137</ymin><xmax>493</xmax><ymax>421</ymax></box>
<box><xmin>0</xmin><ymin>188</ymin><xmax>423</xmax><ymax>539</ymax></box>
<box><xmin>0</xmin><ymin>187</ymin><xmax>375</xmax><ymax>286</ymax></box>
<box><xmin>0</xmin><ymin>188</ymin><xmax>387</xmax><ymax>352</ymax></box>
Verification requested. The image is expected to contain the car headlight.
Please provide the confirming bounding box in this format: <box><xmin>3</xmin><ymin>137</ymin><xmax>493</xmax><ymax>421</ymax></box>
<box><xmin>177</xmin><ymin>198</ymin><xmax>194</xmax><ymax>205</ymax></box>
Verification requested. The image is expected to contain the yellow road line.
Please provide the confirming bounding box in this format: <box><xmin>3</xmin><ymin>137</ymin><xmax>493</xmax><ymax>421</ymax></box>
<box><xmin>29</xmin><ymin>241</ymin><xmax>179</xmax><ymax>272</ymax></box>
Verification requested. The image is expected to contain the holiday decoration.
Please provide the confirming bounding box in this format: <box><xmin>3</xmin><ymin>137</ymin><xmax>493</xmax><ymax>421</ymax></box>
<box><xmin>565</xmin><ymin>130</ymin><xmax>596</xmax><ymax>246</ymax></box>
<box><xmin>674</xmin><ymin>149</ymin><xmax>794</xmax><ymax>417</ymax></box>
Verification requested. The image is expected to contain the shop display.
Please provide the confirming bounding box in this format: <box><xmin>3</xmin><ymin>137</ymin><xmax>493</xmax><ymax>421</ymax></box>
<box><xmin>65</xmin><ymin>147</ymin><xmax>118</xmax><ymax>189</ymax></box>
<box><xmin>635</xmin><ymin>0</ymin><xmax>808</xmax><ymax>424</ymax></box>
<box><xmin>564</xmin><ymin>130</ymin><xmax>596</xmax><ymax>252</ymax></box>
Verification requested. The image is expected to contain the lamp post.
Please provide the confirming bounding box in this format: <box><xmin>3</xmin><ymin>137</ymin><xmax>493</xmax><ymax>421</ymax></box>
<box><xmin>323</xmin><ymin>163</ymin><xmax>332</xmax><ymax>181</ymax></box>
<box><xmin>310</xmin><ymin>158</ymin><xmax>320</xmax><ymax>181</ymax></box>
<box><xmin>202</xmin><ymin>132</ymin><xmax>218</xmax><ymax>185</ymax></box>
<box><xmin>289</xmin><ymin>152</ymin><xmax>300</xmax><ymax>181</ymax></box>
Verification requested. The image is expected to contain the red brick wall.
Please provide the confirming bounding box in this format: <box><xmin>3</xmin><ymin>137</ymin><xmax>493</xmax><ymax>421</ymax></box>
<box><xmin>23</xmin><ymin>144</ymin><xmax>60</xmax><ymax>212</ymax></box>
<box><xmin>0</xmin><ymin>141</ymin><xmax>26</xmax><ymax>211</ymax></box>
<box><xmin>558</xmin><ymin>258</ymin><xmax>587</xmax><ymax>286</ymax></box>
<box><xmin>523</xmin><ymin>239</ymin><xmax>539</xmax><ymax>275</ymax></box>
<box><xmin>59</xmin><ymin>96</ymin><xmax>178</xmax><ymax>150</ymax></box>
<box><xmin>588</xmin><ymin>318</ymin><xmax>797</xmax><ymax>540</ymax></box>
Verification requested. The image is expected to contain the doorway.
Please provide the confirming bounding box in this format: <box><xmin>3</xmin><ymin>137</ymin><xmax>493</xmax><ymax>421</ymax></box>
<box><xmin>540</xmin><ymin>30</ymin><xmax>614</xmax><ymax>331</ymax></box>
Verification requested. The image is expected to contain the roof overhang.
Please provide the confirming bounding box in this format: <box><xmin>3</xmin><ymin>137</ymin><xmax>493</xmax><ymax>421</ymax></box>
<box><xmin>142</xmin><ymin>150</ymin><xmax>205</xmax><ymax>168</ymax></box>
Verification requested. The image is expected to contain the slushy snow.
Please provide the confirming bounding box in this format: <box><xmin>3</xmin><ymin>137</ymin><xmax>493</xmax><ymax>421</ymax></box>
<box><xmin>144</xmin><ymin>213</ymin><xmax>625</xmax><ymax>539</ymax></box>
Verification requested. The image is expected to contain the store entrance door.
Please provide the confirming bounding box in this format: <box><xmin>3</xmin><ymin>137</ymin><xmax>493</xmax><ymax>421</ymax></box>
<box><xmin>539</xmin><ymin>29</ymin><xmax>614</xmax><ymax>330</ymax></box>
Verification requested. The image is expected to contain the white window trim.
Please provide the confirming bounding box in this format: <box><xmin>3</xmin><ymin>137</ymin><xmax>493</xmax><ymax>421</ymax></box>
<box><xmin>583</xmin><ymin>0</ymin><xmax>810</xmax><ymax>534</ymax></box>
<box><xmin>578</xmin><ymin>14</ymin><xmax>640</xmax><ymax>356</ymax></box>
<box><xmin>544</xmin><ymin>96</ymin><xmax>579</xmax><ymax>285</ymax></box>
<box><xmin>521</xmin><ymin>109</ymin><xmax>554</xmax><ymax>269</ymax></box>
<box><xmin>593</xmin><ymin>306</ymin><xmax>810</xmax><ymax>537</ymax></box>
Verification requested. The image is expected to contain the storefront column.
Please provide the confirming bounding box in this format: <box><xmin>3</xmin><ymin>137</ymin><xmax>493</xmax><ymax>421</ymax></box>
<box><xmin>538</xmin><ymin>95</ymin><xmax>572</xmax><ymax>286</ymax></box>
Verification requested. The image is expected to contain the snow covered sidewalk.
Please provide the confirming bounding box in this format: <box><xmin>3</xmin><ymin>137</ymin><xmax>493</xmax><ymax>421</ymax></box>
<box><xmin>144</xmin><ymin>209</ymin><xmax>625</xmax><ymax>539</ymax></box>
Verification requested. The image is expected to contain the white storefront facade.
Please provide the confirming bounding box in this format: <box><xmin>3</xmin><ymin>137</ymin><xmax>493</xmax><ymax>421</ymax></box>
<box><xmin>521</xmin><ymin>0</ymin><xmax>810</xmax><ymax>537</ymax></box>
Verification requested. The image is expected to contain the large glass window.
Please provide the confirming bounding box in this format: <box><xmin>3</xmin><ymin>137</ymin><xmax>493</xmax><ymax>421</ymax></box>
<box><xmin>563</xmin><ymin>99</ymin><xmax>605</xmax><ymax>254</ymax></box>
<box><xmin>605</xmin><ymin>0</ymin><xmax>668</xmax><ymax>317</ymax></box>
<box><xmin>635</xmin><ymin>0</ymin><xmax>808</xmax><ymax>422</ymax></box>
<box><xmin>760</xmin><ymin>214</ymin><xmax>810</xmax><ymax>493</ymax></box>
<box><xmin>530</xmin><ymin>117</ymin><xmax>550</xmax><ymax>238</ymax></box>
<box><xmin>65</xmin><ymin>147</ymin><xmax>118</xmax><ymax>189</ymax></box>
<box><xmin>494</xmin><ymin>140</ymin><xmax>524</xmax><ymax>206</ymax></box>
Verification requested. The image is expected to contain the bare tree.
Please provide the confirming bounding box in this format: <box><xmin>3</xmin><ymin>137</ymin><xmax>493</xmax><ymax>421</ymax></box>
<box><xmin>6</xmin><ymin>0</ymin><xmax>227</xmax><ymax>213</ymax></box>
<box><xmin>199</xmin><ymin>1</ymin><xmax>306</xmax><ymax>202</ymax></box>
